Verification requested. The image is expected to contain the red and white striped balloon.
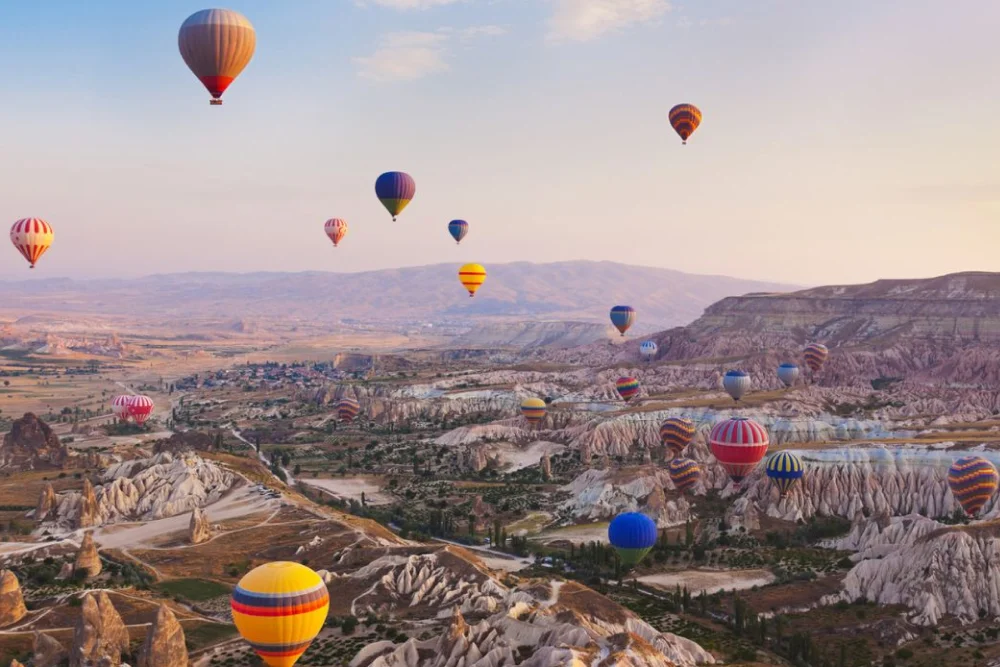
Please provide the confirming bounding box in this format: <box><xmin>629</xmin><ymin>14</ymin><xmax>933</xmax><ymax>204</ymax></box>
<box><xmin>324</xmin><ymin>218</ymin><xmax>348</xmax><ymax>248</ymax></box>
<box><xmin>709</xmin><ymin>417</ymin><xmax>770</xmax><ymax>486</ymax></box>
<box><xmin>10</xmin><ymin>218</ymin><xmax>54</xmax><ymax>268</ymax></box>
<box><xmin>111</xmin><ymin>395</ymin><xmax>133</xmax><ymax>422</ymax></box>
<box><xmin>128</xmin><ymin>395</ymin><xmax>154</xmax><ymax>425</ymax></box>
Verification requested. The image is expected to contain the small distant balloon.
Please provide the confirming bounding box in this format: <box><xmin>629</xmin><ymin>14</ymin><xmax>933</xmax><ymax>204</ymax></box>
<box><xmin>668</xmin><ymin>457</ymin><xmax>702</xmax><ymax>494</ymax></box>
<box><xmin>948</xmin><ymin>456</ymin><xmax>999</xmax><ymax>518</ymax></box>
<box><xmin>458</xmin><ymin>263</ymin><xmax>487</xmax><ymax>297</ymax></box>
<box><xmin>520</xmin><ymin>397</ymin><xmax>547</xmax><ymax>427</ymax></box>
<box><xmin>324</xmin><ymin>219</ymin><xmax>348</xmax><ymax>248</ymax></box>
<box><xmin>777</xmin><ymin>363</ymin><xmax>800</xmax><ymax>388</ymax></box>
<box><xmin>640</xmin><ymin>340</ymin><xmax>658</xmax><ymax>360</ymax></box>
<box><xmin>803</xmin><ymin>343</ymin><xmax>829</xmax><ymax>373</ymax></box>
<box><xmin>610</xmin><ymin>306</ymin><xmax>635</xmax><ymax>337</ymax></box>
<box><xmin>709</xmin><ymin>416</ymin><xmax>769</xmax><ymax>487</ymax></box>
<box><xmin>336</xmin><ymin>397</ymin><xmax>360</xmax><ymax>424</ymax></box>
<box><xmin>616</xmin><ymin>376</ymin><xmax>640</xmax><ymax>403</ymax></box>
<box><xmin>178</xmin><ymin>9</ymin><xmax>256</xmax><ymax>105</ymax></box>
<box><xmin>10</xmin><ymin>218</ymin><xmax>54</xmax><ymax>269</ymax></box>
<box><xmin>723</xmin><ymin>370</ymin><xmax>751</xmax><ymax>402</ymax></box>
<box><xmin>608</xmin><ymin>512</ymin><xmax>657</xmax><ymax>567</ymax></box>
<box><xmin>660</xmin><ymin>417</ymin><xmax>696</xmax><ymax>457</ymax></box>
<box><xmin>375</xmin><ymin>172</ymin><xmax>416</xmax><ymax>221</ymax></box>
<box><xmin>668</xmin><ymin>103</ymin><xmax>702</xmax><ymax>144</ymax></box>
<box><xmin>448</xmin><ymin>220</ymin><xmax>469</xmax><ymax>245</ymax></box>
<box><xmin>765</xmin><ymin>451</ymin><xmax>804</xmax><ymax>497</ymax></box>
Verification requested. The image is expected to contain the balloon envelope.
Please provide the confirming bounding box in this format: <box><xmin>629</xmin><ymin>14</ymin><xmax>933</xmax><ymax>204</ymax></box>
<box><xmin>777</xmin><ymin>363</ymin><xmax>800</xmax><ymax>388</ymax></box>
<box><xmin>520</xmin><ymin>398</ymin><xmax>547</xmax><ymax>426</ymax></box>
<box><xmin>609</xmin><ymin>306</ymin><xmax>636</xmax><ymax>336</ymax></box>
<box><xmin>948</xmin><ymin>456</ymin><xmax>999</xmax><ymax>517</ymax></box>
<box><xmin>640</xmin><ymin>341</ymin><xmax>658</xmax><ymax>359</ymax></box>
<box><xmin>608</xmin><ymin>512</ymin><xmax>657</xmax><ymax>567</ymax></box>
<box><xmin>458</xmin><ymin>263</ymin><xmax>486</xmax><ymax>297</ymax></box>
<box><xmin>660</xmin><ymin>417</ymin><xmax>696</xmax><ymax>457</ymax></box>
<box><xmin>723</xmin><ymin>370</ymin><xmax>751</xmax><ymax>402</ymax></box>
<box><xmin>336</xmin><ymin>397</ymin><xmax>360</xmax><ymax>424</ymax></box>
<box><xmin>615</xmin><ymin>377</ymin><xmax>640</xmax><ymax>403</ymax></box>
<box><xmin>448</xmin><ymin>220</ymin><xmax>469</xmax><ymax>244</ymax></box>
<box><xmin>10</xmin><ymin>218</ymin><xmax>54</xmax><ymax>269</ymax></box>
<box><xmin>111</xmin><ymin>395</ymin><xmax>132</xmax><ymax>422</ymax></box>
<box><xmin>803</xmin><ymin>343</ymin><xmax>829</xmax><ymax>373</ymax></box>
<box><xmin>668</xmin><ymin>457</ymin><xmax>702</xmax><ymax>493</ymax></box>
<box><xmin>668</xmin><ymin>103</ymin><xmax>702</xmax><ymax>144</ymax></box>
<box><xmin>765</xmin><ymin>451</ymin><xmax>804</xmax><ymax>496</ymax></box>
<box><xmin>178</xmin><ymin>9</ymin><xmax>256</xmax><ymax>104</ymax></box>
<box><xmin>375</xmin><ymin>172</ymin><xmax>416</xmax><ymax>220</ymax></box>
<box><xmin>231</xmin><ymin>561</ymin><xmax>329</xmax><ymax>667</ymax></box>
<box><xmin>324</xmin><ymin>219</ymin><xmax>348</xmax><ymax>247</ymax></box>
<box><xmin>709</xmin><ymin>417</ymin><xmax>769</xmax><ymax>485</ymax></box>
<box><xmin>127</xmin><ymin>396</ymin><xmax>154</xmax><ymax>426</ymax></box>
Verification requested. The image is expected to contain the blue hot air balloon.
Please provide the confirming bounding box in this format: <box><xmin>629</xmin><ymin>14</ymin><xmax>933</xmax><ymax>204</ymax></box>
<box><xmin>447</xmin><ymin>220</ymin><xmax>469</xmax><ymax>245</ymax></box>
<box><xmin>375</xmin><ymin>172</ymin><xmax>416</xmax><ymax>221</ymax></box>
<box><xmin>765</xmin><ymin>451</ymin><xmax>804</xmax><ymax>497</ymax></box>
<box><xmin>610</xmin><ymin>306</ymin><xmax>635</xmax><ymax>337</ymax></box>
<box><xmin>723</xmin><ymin>370</ymin><xmax>751</xmax><ymax>402</ymax></box>
<box><xmin>608</xmin><ymin>512</ymin><xmax>657</xmax><ymax>567</ymax></box>
<box><xmin>640</xmin><ymin>340</ymin><xmax>658</xmax><ymax>360</ymax></box>
<box><xmin>777</xmin><ymin>363</ymin><xmax>800</xmax><ymax>388</ymax></box>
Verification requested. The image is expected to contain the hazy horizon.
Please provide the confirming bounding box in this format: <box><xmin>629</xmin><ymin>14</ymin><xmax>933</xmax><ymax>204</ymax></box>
<box><xmin>1</xmin><ymin>0</ymin><xmax>997</xmax><ymax>285</ymax></box>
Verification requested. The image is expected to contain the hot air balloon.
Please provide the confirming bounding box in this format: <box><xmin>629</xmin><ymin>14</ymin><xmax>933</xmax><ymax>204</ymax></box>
<box><xmin>178</xmin><ymin>9</ymin><xmax>256</xmax><ymax>105</ymax></box>
<box><xmin>458</xmin><ymin>263</ymin><xmax>486</xmax><ymax>297</ymax></box>
<box><xmin>723</xmin><ymin>370</ymin><xmax>751</xmax><ymax>402</ymax></box>
<box><xmin>375</xmin><ymin>172</ymin><xmax>416</xmax><ymax>221</ymax></box>
<box><xmin>668</xmin><ymin>457</ymin><xmax>702</xmax><ymax>494</ymax></box>
<box><xmin>709</xmin><ymin>416</ymin><xmax>769</xmax><ymax>487</ymax></box>
<box><xmin>231</xmin><ymin>561</ymin><xmax>329</xmax><ymax>667</ymax></box>
<box><xmin>324</xmin><ymin>219</ymin><xmax>348</xmax><ymax>248</ymax></box>
<box><xmin>765</xmin><ymin>451</ymin><xmax>804</xmax><ymax>497</ymax></box>
<box><xmin>448</xmin><ymin>220</ymin><xmax>469</xmax><ymax>245</ymax></box>
<box><xmin>616</xmin><ymin>377</ymin><xmax>640</xmax><ymax>403</ymax></box>
<box><xmin>608</xmin><ymin>512</ymin><xmax>657</xmax><ymax>567</ymax></box>
<box><xmin>609</xmin><ymin>306</ymin><xmax>635</xmax><ymax>337</ymax></box>
<box><xmin>127</xmin><ymin>395</ymin><xmax>154</xmax><ymax>426</ymax></box>
<box><xmin>520</xmin><ymin>397</ymin><xmax>547</xmax><ymax>427</ymax></box>
<box><xmin>803</xmin><ymin>343</ymin><xmax>829</xmax><ymax>374</ymax></box>
<box><xmin>640</xmin><ymin>341</ymin><xmax>658</xmax><ymax>360</ymax></box>
<box><xmin>777</xmin><ymin>363</ymin><xmax>800</xmax><ymax>388</ymax></box>
<box><xmin>660</xmin><ymin>417</ymin><xmax>696</xmax><ymax>457</ymax></box>
<box><xmin>10</xmin><ymin>218</ymin><xmax>54</xmax><ymax>269</ymax></box>
<box><xmin>111</xmin><ymin>395</ymin><xmax>132</xmax><ymax>423</ymax></box>
<box><xmin>336</xmin><ymin>397</ymin><xmax>360</xmax><ymax>425</ymax></box>
<box><xmin>948</xmin><ymin>456</ymin><xmax>1000</xmax><ymax>518</ymax></box>
<box><xmin>668</xmin><ymin>103</ymin><xmax>702</xmax><ymax>144</ymax></box>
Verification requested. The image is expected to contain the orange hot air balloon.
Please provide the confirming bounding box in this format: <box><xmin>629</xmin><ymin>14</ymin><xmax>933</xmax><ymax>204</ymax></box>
<box><xmin>178</xmin><ymin>9</ymin><xmax>256</xmax><ymax>105</ymax></box>
<box><xmin>324</xmin><ymin>219</ymin><xmax>348</xmax><ymax>248</ymax></box>
<box><xmin>458</xmin><ymin>263</ymin><xmax>486</xmax><ymax>297</ymax></box>
<box><xmin>668</xmin><ymin>104</ymin><xmax>702</xmax><ymax>144</ymax></box>
<box><xmin>10</xmin><ymin>218</ymin><xmax>54</xmax><ymax>269</ymax></box>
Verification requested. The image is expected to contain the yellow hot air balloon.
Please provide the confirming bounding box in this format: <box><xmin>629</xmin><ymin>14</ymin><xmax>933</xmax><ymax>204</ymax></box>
<box><xmin>458</xmin><ymin>263</ymin><xmax>486</xmax><ymax>297</ymax></box>
<box><xmin>231</xmin><ymin>562</ymin><xmax>329</xmax><ymax>667</ymax></box>
<box><xmin>10</xmin><ymin>218</ymin><xmax>54</xmax><ymax>269</ymax></box>
<box><xmin>520</xmin><ymin>397</ymin><xmax>547</xmax><ymax>427</ymax></box>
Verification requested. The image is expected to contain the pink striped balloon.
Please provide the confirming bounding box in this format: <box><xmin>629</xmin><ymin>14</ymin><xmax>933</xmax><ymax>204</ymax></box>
<box><xmin>128</xmin><ymin>395</ymin><xmax>154</xmax><ymax>425</ymax></box>
<box><xmin>709</xmin><ymin>417</ymin><xmax>769</xmax><ymax>486</ymax></box>
<box><xmin>111</xmin><ymin>395</ymin><xmax>132</xmax><ymax>422</ymax></box>
<box><xmin>10</xmin><ymin>218</ymin><xmax>54</xmax><ymax>268</ymax></box>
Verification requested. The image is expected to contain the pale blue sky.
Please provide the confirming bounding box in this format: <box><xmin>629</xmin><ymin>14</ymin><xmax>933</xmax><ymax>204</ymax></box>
<box><xmin>0</xmin><ymin>0</ymin><xmax>997</xmax><ymax>284</ymax></box>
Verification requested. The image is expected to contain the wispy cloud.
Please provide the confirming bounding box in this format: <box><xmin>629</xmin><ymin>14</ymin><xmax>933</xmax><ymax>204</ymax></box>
<box><xmin>356</xmin><ymin>0</ymin><xmax>462</xmax><ymax>9</ymax></box>
<box><xmin>547</xmin><ymin>0</ymin><xmax>671</xmax><ymax>42</ymax></box>
<box><xmin>353</xmin><ymin>26</ymin><xmax>505</xmax><ymax>82</ymax></box>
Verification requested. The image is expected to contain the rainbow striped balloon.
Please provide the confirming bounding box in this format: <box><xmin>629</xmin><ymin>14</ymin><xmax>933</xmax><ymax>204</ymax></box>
<box><xmin>765</xmin><ymin>451</ymin><xmax>804</xmax><ymax>497</ymax></box>
<box><xmin>803</xmin><ymin>343</ymin><xmax>829</xmax><ymax>373</ymax></box>
<box><xmin>231</xmin><ymin>562</ymin><xmax>329</xmax><ymax>667</ymax></box>
<box><xmin>660</xmin><ymin>417</ymin><xmax>696</xmax><ymax>457</ymax></box>
<box><xmin>948</xmin><ymin>456</ymin><xmax>999</xmax><ymax>518</ymax></box>
<box><xmin>336</xmin><ymin>397</ymin><xmax>360</xmax><ymax>424</ymax></box>
<box><xmin>668</xmin><ymin>457</ymin><xmax>701</xmax><ymax>493</ymax></box>
<box><xmin>520</xmin><ymin>397</ymin><xmax>547</xmax><ymax>426</ymax></box>
<box><xmin>615</xmin><ymin>376</ymin><xmax>640</xmax><ymax>403</ymax></box>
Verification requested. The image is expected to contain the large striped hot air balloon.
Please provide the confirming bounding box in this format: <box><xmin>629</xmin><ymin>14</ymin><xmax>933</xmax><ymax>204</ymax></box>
<box><xmin>520</xmin><ymin>397</ymin><xmax>547</xmax><ymax>427</ymax></box>
<box><xmin>231</xmin><ymin>561</ymin><xmax>329</xmax><ymax>667</ymax></box>
<box><xmin>458</xmin><ymin>263</ymin><xmax>486</xmax><ymax>297</ymax></box>
<box><xmin>777</xmin><ymin>363</ymin><xmax>800</xmax><ymax>388</ymax></box>
<box><xmin>178</xmin><ymin>9</ymin><xmax>256</xmax><ymax>105</ymax></box>
<box><xmin>336</xmin><ymin>397</ymin><xmax>360</xmax><ymax>425</ymax></box>
<box><xmin>448</xmin><ymin>220</ymin><xmax>469</xmax><ymax>245</ymax></box>
<box><xmin>948</xmin><ymin>456</ymin><xmax>999</xmax><ymax>518</ymax></box>
<box><xmin>375</xmin><ymin>172</ymin><xmax>416</xmax><ymax>221</ymax></box>
<box><xmin>660</xmin><ymin>417</ymin><xmax>696</xmax><ymax>457</ymax></box>
<box><xmin>668</xmin><ymin>103</ymin><xmax>702</xmax><ymax>144</ymax></box>
<box><xmin>668</xmin><ymin>457</ymin><xmax>701</xmax><ymax>494</ymax></box>
<box><xmin>709</xmin><ymin>416</ymin><xmax>769</xmax><ymax>486</ymax></box>
<box><xmin>609</xmin><ymin>306</ymin><xmax>635</xmax><ymax>337</ymax></box>
<box><xmin>765</xmin><ymin>451</ymin><xmax>804</xmax><ymax>497</ymax></box>
<box><xmin>608</xmin><ymin>512</ymin><xmax>657</xmax><ymax>567</ymax></box>
<box><xmin>10</xmin><ymin>218</ymin><xmax>54</xmax><ymax>269</ymax></box>
<box><xmin>803</xmin><ymin>343</ymin><xmax>829</xmax><ymax>374</ymax></box>
<box><xmin>111</xmin><ymin>395</ymin><xmax>132</xmax><ymax>422</ymax></box>
<box><xmin>324</xmin><ymin>219</ymin><xmax>348</xmax><ymax>248</ymax></box>
<box><xmin>723</xmin><ymin>370</ymin><xmax>751</xmax><ymax>402</ymax></box>
<box><xmin>615</xmin><ymin>377</ymin><xmax>640</xmax><ymax>403</ymax></box>
<box><xmin>127</xmin><ymin>395</ymin><xmax>154</xmax><ymax>426</ymax></box>
<box><xmin>639</xmin><ymin>340</ymin><xmax>658</xmax><ymax>360</ymax></box>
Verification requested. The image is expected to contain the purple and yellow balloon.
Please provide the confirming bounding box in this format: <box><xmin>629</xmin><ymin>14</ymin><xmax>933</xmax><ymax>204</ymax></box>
<box><xmin>375</xmin><ymin>172</ymin><xmax>415</xmax><ymax>221</ymax></box>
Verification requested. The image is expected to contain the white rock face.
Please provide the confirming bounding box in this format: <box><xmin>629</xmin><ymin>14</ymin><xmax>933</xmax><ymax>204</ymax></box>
<box><xmin>560</xmin><ymin>467</ymin><xmax>691</xmax><ymax>526</ymax></box>
<box><xmin>50</xmin><ymin>452</ymin><xmax>236</xmax><ymax>528</ymax></box>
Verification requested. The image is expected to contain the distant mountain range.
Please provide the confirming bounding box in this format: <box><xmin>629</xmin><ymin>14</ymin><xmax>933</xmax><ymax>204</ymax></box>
<box><xmin>0</xmin><ymin>261</ymin><xmax>793</xmax><ymax>329</ymax></box>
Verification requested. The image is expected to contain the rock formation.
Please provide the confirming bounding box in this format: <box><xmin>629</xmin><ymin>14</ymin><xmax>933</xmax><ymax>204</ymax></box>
<box><xmin>560</xmin><ymin>467</ymin><xmax>690</xmax><ymax>526</ymax></box>
<box><xmin>70</xmin><ymin>591</ymin><xmax>129</xmax><ymax>667</ymax></box>
<box><xmin>36</xmin><ymin>482</ymin><xmax>57</xmax><ymax>521</ymax></box>
<box><xmin>539</xmin><ymin>454</ymin><xmax>552</xmax><ymax>480</ymax></box>
<box><xmin>138</xmin><ymin>604</ymin><xmax>187</xmax><ymax>667</ymax></box>
<box><xmin>74</xmin><ymin>532</ymin><xmax>102</xmax><ymax>578</ymax></box>
<box><xmin>33</xmin><ymin>630</ymin><xmax>67</xmax><ymax>667</ymax></box>
<box><xmin>188</xmin><ymin>507</ymin><xmax>211</xmax><ymax>544</ymax></box>
<box><xmin>0</xmin><ymin>570</ymin><xmax>27</xmax><ymax>627</ymax></box>
<box><xmin>0</xmin><ymin>412</ymin><xmax>67</xmax><ymax>470</ymax></box>
<box><xmin>76</xmin><ymin>479</ymin><xmax>99</xmax><ymax>529</ymax></box>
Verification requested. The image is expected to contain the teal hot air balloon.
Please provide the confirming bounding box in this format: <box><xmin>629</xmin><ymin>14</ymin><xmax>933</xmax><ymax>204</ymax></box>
<box><xmin>609</xmin><ymin>306</ymin><xmax>635</xmax><ymax>337</ymax></box>
<box><xmin>765</xmin><ymin>451</ymin><xmax>804</xmax><ymax>497</ymax></box>
<box><xmin>608</xmin><ymin>512</ymin><xmax>657</xmax><ymax>567</ymax></box>
<box><xmin>448</xmin><ymin>220</ymin><xmax>468</xmax><ymax>244</ymax></box>
<box><xmin>375</xmin><ymin>172</ymin><xmax>416</xmax><ymax>221</ymax></box>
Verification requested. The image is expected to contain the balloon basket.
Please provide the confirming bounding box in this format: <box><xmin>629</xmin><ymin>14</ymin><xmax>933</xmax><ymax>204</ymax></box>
<box><xmin>210</xmin><ymin>98</ymin><xmax>223</xmax><ymax>106</ymax></box>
